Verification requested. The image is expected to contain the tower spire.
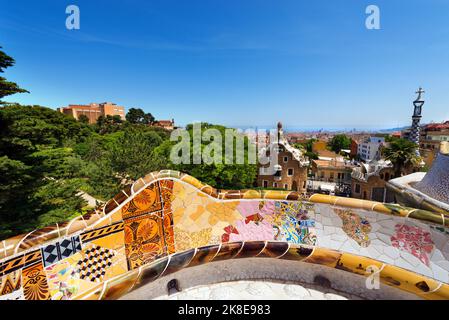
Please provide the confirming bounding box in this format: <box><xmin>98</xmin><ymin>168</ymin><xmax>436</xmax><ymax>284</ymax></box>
<box><xmin>409</xmin><ymin>87</ymin><xmax>425</xmax><ymax>157</ymax></box>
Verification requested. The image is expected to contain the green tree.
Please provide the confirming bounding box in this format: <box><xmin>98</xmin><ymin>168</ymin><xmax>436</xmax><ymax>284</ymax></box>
<box><xmin>0</xmin><ymin>47</ymin><xmax>29</xmax><ymax>101</ymax></box>
<box><xmin>382</xmin><ymin>138</ymin><xmax>421</xmax><ymax>177</ymax></box>
<box><xmin>329</xmin><ymin>134</ymin><xmax>351</xmax><ymax>153</ymax></box>
<box><xmin>108</xmin><ymin>129</ymin><xmax>165</xmax><ymax>182</ymax></box>
<box><xmin>297</xmin><ymin>138</ymin><xmax>316</xmax><ymax>153</ymax></box>
<box><xmin>78</xmin><ymin>126</ymin><xmax>168</xmax><ymax>200</ymax></box>
<box><xmin>171</xmin><ymin>123</ymin><xmax>257</xmax><ymax>189</ymax></box>
<box><xmin>126</xmin><ymin>107</ymin><xmax>155</xmax><ymax>124</ymax></box>
<box><xmin>78</xmin><ymin>114</ymin><xmax>90</xmax><ymax>124</ymax></box>
<box><xmin>96</xmin><ymin>115</ymin><xmax>123</xmax><ymax>134</ymax></box>
<box><xmin>0</xmin><ymin>104</ymin><xmax>93</xmax><ymax>239</ymax></box>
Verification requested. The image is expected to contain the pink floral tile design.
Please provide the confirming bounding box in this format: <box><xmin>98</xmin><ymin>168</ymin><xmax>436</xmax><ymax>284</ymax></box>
<box><xmin>228</xmin><ymin>219</ymin><xmax>274</xmax><ymax>242</ymax></box>
<box><xmin>236</xmin><ymin>201</ymin><xmax>275</xmax><ymax>218</ymax></box>
<box><xmin>390</xmin><ymin>224</ymin><xmax>434</xmax><ymax>266</ymax></box>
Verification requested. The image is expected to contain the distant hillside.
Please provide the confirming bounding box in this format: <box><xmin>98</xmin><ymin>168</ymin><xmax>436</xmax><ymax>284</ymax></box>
<box><xmin>378</xmin><ymin>126</ymin><xmax>410</xmax><ymax>133</ymax></box>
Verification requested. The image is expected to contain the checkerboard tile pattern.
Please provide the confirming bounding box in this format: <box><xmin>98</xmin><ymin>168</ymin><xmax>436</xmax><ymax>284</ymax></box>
<box><xmin>76</xmin><ymin>245</ymin><xmax>115</xmax><ymax>283</ymax></box>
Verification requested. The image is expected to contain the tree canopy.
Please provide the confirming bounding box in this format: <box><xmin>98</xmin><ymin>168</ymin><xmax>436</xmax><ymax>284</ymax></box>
<box><xmin>329</xmin><ymin>134</ymin><xmax>351</xmax><ymax>153</ymax></box>
<box><xmin>382</xmin><ymin>138</ymin><xmax>420</xmax><ymax>177</ymax></box>
<box><xmin>169</xmin><ymin>123</ymin><xmax>258</xmax><ymax>189</ymax></box>
<box><xmin>0</xmin><ymin>47</ymin><xmax>28</xmax><ymax>101</ymax></box>
<box><xmin>126</xmin><ymin>107</ymin><xmax>155</xmax><ymax>124</ymax></box>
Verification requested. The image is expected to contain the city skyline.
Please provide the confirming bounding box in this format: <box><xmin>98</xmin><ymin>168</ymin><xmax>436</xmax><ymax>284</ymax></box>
<box><xmin>2</xmin><ymin>0</ymin><xmax>449</xmax><ymax>129</ymax></box>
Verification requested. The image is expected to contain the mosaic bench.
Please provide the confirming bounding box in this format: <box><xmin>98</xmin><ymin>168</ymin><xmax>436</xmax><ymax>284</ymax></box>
<box><xmin>1</xmin><ymin>170</ymin><xmax>448</xmax><ymax>300</ymax></box>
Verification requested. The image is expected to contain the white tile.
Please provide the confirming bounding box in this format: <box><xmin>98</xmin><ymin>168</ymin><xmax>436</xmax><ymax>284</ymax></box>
<box><xmin>400</xmin><ymin>251</ymin><xmax>422</xmax><ymax>267</ymax></box>
<box><xmin>430</xmin><ymin>264</ymin><xmax>449</xmax><ymax>283</ymax></box>
<box><xmin>383</xmin><ymin>246</ymin><xmax>400</xmax><ymax>260</ymax></box>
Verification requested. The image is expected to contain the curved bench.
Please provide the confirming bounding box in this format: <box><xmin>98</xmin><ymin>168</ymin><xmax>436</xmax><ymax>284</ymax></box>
<box><xmin>0</xmin><ymin>170</ymin><xmax>448</xmax><ymax>300</ymax></box>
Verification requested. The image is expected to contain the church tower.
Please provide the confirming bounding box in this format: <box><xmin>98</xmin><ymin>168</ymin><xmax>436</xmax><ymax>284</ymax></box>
<box><xmin>409</xmin><ymin>87</ymin><xmax>425</xmax><ymax>156</ymax></box>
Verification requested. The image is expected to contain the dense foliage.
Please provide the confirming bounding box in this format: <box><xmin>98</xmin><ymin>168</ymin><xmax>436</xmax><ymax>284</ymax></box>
<box><xmin>126</xmin><ymin>107</ymin><xmax>155</xmax><ymax>124</ymax></box>
<box><xmin>329</xmin><ymin>134</ymin><xmax>351</xmax><ymax>153</ymax></box>
<box><xmin>169</xmin><ymin>123</ymin><xmax>258</xmax><ymax>189</ymax></box>
<box><xmin>382</xmin><ymin>138</ymin><xmax>420</xmax><ymax>177</ymax></box>
<box><xmin>0</xmin><ymin>47</ymin><xmax>28</xmax><ymax>101</ymax></box>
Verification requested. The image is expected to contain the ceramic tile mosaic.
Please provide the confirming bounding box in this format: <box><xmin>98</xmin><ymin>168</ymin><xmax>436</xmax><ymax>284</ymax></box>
<box><xmin>415</xmin><ymin>153</ymin><xmax>449</xmax><ymax>205</ymax></box>
<box><xmin>124</xmin><ymin>213</ymin><xmax>166</xmax><ymax>269</ymax></box>
<box><xmin>0</xmin><ymin>170</ymin><xmax>448</xmax><ymax>300</ymax></box>
<box><xmin>41</xmin><ymin>235</ymin><xmax>82</xmax><ymax>267</ymax></box>
<box><xmin>22</xmin><ymin>262</ymin><xmax>51</xmax><ymax>300</ymax></box>
<box><xmin>334</xmin><ymin>208</ymin><xmax>372</xmax><ymax>247</ymax></box>
<box><xmin>391</xmin><ymin>224</ymin><xmax>435</xmax><ymax>266</ymax></box>
<box><xmin>45</xmin><ymin>252</ymin><xmax>96</xmax><ymax>300</ymax></box>
<box><xmin>121</xmin><ymin>183</ymin><xmax>162</xmax><ymax>220</ymax></box>
<box><xmin>0</xmin><ymin>270</ymin><xmax>22</xmax><ymax>297</ymax></box>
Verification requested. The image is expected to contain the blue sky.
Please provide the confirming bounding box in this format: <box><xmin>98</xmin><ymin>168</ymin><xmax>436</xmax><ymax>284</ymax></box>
<box><xmin>1</xmin><ymin>0</ymin><xmax>449</xmax><ymax>130</ymax></box>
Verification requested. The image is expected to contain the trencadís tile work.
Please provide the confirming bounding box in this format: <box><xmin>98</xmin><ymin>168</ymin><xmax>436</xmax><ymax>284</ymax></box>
<box><xmin>0</xmin><ymin>170</ymin><xmax>448</xmax><ymax>300</ymax></box>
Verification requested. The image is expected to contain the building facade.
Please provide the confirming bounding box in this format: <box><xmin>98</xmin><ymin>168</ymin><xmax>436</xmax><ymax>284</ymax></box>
<box><xmin>58</xmin><ymin>102</ymin><xmax>126</xmax><ymax>124</ymax></box>
<box><xmin>152</xmin><ymin>119</ymin><xmax>175</xmax><ymax>131</ymax></box>
<box><xmin>351</xmin><ymin>160</ymin><xmax>396</xmax><ymax>203</ymax></box>
<box><xmin>418</xmin><ymin>122</ymin><xmax>449</xmax><ymax>167</ymax></box>
<box><xmin>257</xmin><ymin>123</ymin><xmax>309</xmax><ymax>192</ymax></box>
<box><xmin>311</xmin><ymin>158</ymin><xmax>354</xmax><ymax>184</ymax></box>
<box><xmin>357</xmin><ymin>137</ymin><xmax>385</xmax><ymax>162</ymax></box>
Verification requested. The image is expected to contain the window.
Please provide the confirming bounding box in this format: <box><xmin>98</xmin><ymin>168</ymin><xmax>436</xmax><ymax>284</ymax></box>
<box><xmin>284</xmin><ymin>184</ymin><xmax>288</xmax><ymax>189</ymax></box>
<box><xmin>372</xmin><ymin>187</ymin><xmax>385</xmax><ymax>202</ymax></box>
<box><xmin>283</xmin><ymin>156</ymin><xmax>288</xmax><ymax>163</ymax></box>
<box><xmin>273</xmin><ymin>182</ymin><xmax>278</xmax><ymax>188</ymax></box>
<box><xmin>355</xmin><ymin>184</ymin><xmax>361</xmax><ymax>194</ymax></box>
<box><xmin>287</xmin><ymin>168</ymin><xmax>294</xmax><ymax>176</ymax></box>
<box><xmin>263</xmin><ymin>180</ymin><xmax>268</xmax><ymax>188</ymax></box>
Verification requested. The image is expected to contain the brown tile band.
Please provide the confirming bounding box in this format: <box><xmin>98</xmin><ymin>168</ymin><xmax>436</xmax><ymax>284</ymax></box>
<box><xmin>98</xmin><ymin>241</ymin><xmax>449</xmax><ymax>301</ymax></box>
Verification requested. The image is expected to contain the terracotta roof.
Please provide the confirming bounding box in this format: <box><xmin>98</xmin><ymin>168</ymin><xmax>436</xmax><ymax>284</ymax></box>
<box><xmin>316</xmin><ymin>149</ymin><xmax>339</xmax><ymax>158</ymax></box>
<box><xmin>425</xmin><ymin>121</ymin><xmax>449</xmax><ymax>131</ymax></box>
<box><xmin>312</xmin><ymin>159</ymin><xmax>354</xmax><ymax>169</ymax></box>
<box><xmin>154</xmin><ymin>120</ymin><xmax>173</xmax><ymax>125</ymax></box>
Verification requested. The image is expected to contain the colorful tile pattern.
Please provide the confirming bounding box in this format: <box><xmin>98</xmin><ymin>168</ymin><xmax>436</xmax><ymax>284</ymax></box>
<box><xmin>121</xmin><ymin>183</ymin><xmax>162</xmax><ymax>219</ymax></box>
<box><xmin>334</xmin><ymin>208</ymin><xmax>372</xmax><ymax>247</ymax></box>
<box><xmin>124</xmin><ymin>213</ymin><xmax>166</xmax><ymax>269</ymax></box>
<box><xmin>22</xmin><ymin>262</ymin><xmax>51</xmax><ymax>300</ymax></box>
<box><xmin>0</xmin><ymin>170</ymin><xmax>448</xmax><ymax>300</ymax></box>
<box><xmin>76</xmin><ymin>245</ymin><xmax>115</xmax><ymax>282</ymax></box>
<box><xmin>0</xmin><ymin>270</ymin><xmax>22</xmax><ymax>297</ymax></box>
<box><xmin>391</xmin><ymin>224</ymin><xmax>435</xmax><ymax>266</ymax></box>
<box><xmin>41</xmin><ymin>235</ymin><xmax>82</xmax><ymax>267</ymax></box>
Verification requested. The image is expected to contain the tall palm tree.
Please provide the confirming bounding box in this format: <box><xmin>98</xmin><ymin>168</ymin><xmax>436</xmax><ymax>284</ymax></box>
<box><xmin>382</xmin><ymin>138</ymin><xmax>421</xmax><ymax>177</ymax></box>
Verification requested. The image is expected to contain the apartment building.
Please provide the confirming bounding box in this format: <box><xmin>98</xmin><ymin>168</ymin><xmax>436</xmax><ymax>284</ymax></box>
<box><xmin>58</xmin><ymin>102</ymin><xmax>126</xmax><ymax>124</ymax></box>
<box><xmin>357</xmin><ymin>137</ymin><xmax>385</xmax><ymax>162</ymax></box>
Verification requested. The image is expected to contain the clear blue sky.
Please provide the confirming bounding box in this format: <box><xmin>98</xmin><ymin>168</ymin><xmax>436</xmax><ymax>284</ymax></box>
<box><xmin>1</xmin><ymin>0</ymin><xmax>449</xmax><ymax>130</ymax></box>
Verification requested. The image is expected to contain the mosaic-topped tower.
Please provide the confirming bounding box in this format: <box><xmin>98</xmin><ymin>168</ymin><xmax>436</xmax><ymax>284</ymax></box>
<box><xmin>409</xmin><ymin>87</ymin><xmax>425</xmax><ymax>156</ymax></box>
